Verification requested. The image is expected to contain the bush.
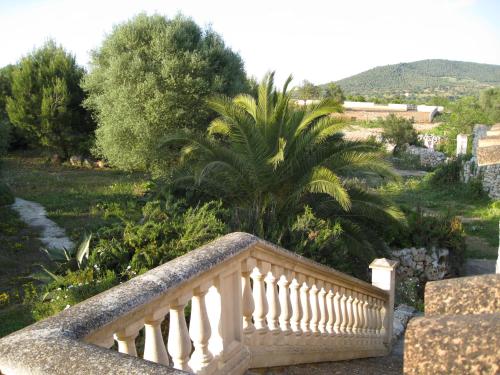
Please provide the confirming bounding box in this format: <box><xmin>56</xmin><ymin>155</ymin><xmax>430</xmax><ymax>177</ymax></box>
<box><xmin>29</xmin><ymin>269</ymin><xmax>118</xmax><ymax>321</ymax></box>
<box><xmin>83</xmin><ymin>13</ymin><xmax>248</xmax><ymax>174</ymax></box>
<box><xmin>391</xmin><ymin>207</ymin><xmax>466</xmax><ymax>276</ymax></box>
<box><xmin>0</xmin><ymin>120</ymin><xmax>9</xmax><ymax>160</ymax></box>
<box><xmin>380</xmin><ymin>114</ymin><xmax>418</xmax><ymax>155</ymax></box>
<box><xmin>428</xmin><ymin>157</ymin><xmax>463</xmax><ymax>185</ymax></box>
<box><xmin>89</xmin><ymin>197</ymin><xmax>227</xmax><ymax>274</ymax></box>
<box><xmin>0</xmin><ymin>182</ymin><xmax>14</xmax><ymax>206</ymax></box>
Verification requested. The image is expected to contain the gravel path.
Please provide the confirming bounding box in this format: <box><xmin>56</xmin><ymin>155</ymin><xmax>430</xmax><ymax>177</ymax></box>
<box><xmin>10</xmin><ymin>198</ymin><xmax>74</xmax><ymax>250</ymax></box>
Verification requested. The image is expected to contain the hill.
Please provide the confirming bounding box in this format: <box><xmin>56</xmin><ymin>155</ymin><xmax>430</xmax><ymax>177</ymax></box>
<box><xmin>330</xmin><ymin>59</ymin><xmax>500</xmax><ymax>98</ymax></box>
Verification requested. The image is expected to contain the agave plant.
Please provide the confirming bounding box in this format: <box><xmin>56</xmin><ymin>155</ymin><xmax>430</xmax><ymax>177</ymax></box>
<box><xmin>163</xmin><ymin>73</ymin><xmax>401</xmax><ymax>251</ymax></box>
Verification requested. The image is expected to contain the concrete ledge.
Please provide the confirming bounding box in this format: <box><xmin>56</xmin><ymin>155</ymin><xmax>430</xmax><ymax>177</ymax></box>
<box><xmin>425</xmin><ymin>274</ymin><xmax>500</xmax><ymax>317</ymax></box>
<box><xmin>404</xmin><ymin>313</ymin><xmax>500</xmax><ymax>374</ymax></box>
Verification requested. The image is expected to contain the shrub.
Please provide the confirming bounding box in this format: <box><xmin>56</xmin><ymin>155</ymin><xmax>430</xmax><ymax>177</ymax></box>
<box><xmin>83</xmin><ymin>13</ymin><xmax>247</xmax><ymax>174</ymax></box>
<box><xmin>0</xmin><ymin>120</ymin><xmax>9</xmax><ymax>159</ymax></box>
<box><xmin>428</xmin><ymin>157</ymin><xmax>463</xmax><ymax>185</ymax></box>
<box><xmin>391</xmin><ymin>207</ymin><xmax>466</xmax><ymax>276</ymax></box>
<box><xmin>381</xmin><ymin>114</ymin><xmax>418</xmax><ymax>155</ymax></box>
<box><xmin>30</xmin><ymin>269</ymin><xmax>118</xmax><ymax>321</ymax></box>
<box><xmin>0</xmin><ymin>182</ymin><xmax>14</xmax><ymax>206</ymax></box>
<box><xmin>89</xmin><ymin>197</ymin><xmax>227</xmax><ymax>274</ymax></box>
<box><xmin>6</xmin><ymin>41</ymin><xmax>94</xmax><ymax>157</ymax></box>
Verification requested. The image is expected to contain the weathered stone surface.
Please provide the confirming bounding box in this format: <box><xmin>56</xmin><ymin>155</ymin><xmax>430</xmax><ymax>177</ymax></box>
<box><xmin>391</xmin><ymin>247</ymin><xmax>449</xmax><ymax>282</ymax></box>
<box><xmin>405</xmin><ymin>145</ymin><xmax>446</xmax><ymax>168</ymax></box>
<box><xmin>404</xmin><ymin>313</ymin><xmax>500</xmax><ymax>375</ymax></box>
<box><xmin>425</xmin><ymin>274</ymin><xmax>500</xmax><ymax>316</ymax></box>
<box><xmin>477</xmin><ymin>145</ymin><xmax>500</xmax><ymax>166</ymax></box>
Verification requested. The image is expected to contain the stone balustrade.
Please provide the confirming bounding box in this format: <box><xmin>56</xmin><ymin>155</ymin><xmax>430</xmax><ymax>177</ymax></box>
<box><xmin>0</xmin><ymin>232</ymin><xmax>397</xmax><ymax>374</ymax></box>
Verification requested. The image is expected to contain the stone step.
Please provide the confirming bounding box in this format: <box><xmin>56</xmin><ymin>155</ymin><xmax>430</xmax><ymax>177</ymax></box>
<box><xmin>424</xmin><ymin>274</ymin><xmax>500</xmax><ymax>317</ymax></box>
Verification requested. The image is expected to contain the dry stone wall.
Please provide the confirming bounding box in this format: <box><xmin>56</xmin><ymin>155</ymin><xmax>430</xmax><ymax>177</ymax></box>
<box><xmin>406</xmin><ymin>145</ymin><xmax>446</xmax><ymax>168</ymax></box>
<box><xmin>391</xmin><ymin>247</ymin><xmax>450</xmax><ymax>282</ymax></box>
<box><xmin>462</xmin><ymin>124</ymin><xmax>500</xmax><ymax>200</ymax></box>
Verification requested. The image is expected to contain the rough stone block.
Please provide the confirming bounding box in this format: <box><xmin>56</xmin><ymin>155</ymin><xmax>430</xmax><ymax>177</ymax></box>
<box><xmin>425</xmin><ymin>274</ymin><xmax>500</xmax><ymax>316</ymax></box>
<box><xmin>404</xmin><ymin>313</ymin><xmax>500</xmax><ymax>374</ymax></box>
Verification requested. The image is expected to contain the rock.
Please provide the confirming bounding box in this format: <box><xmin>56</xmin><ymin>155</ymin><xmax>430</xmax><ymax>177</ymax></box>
<box><xmin>83</xmin><ymin>158</ymin><xmax>93</xmax><ymax>168</ymax></box>
<box><xmin>95</xmin><ymin>160</ymin><xmax>107</xmax><ymax>169</ymax></box>
<box><xmin>405</xmin><ymin>145</ymin><xmax>446</xmax><ymax>168</ymax></box>
<box><xmin>391</xmin><ymin>246</ymin><xmax>451</xmax><ymax>283</ymax></box>
<box><xmin>51</xmin><ymin>154</ymin><xmax>62</xmax><ymax>165</ymax></box>
<box><xmin>69</xmin><ymin>155</ymin><xmax>82</xmax><ymax>166</ymax></box>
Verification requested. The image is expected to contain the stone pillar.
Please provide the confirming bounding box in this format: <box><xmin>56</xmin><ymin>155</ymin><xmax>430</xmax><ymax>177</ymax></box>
<box><xmin>369</xmin><ymin>258</ymin><xmax>398</xmax><ymax>350</ymax></box>
<box><xmin>456</xmin><ymin>134</ymin><xmax>468</xmax><ymax>156</ymax></box>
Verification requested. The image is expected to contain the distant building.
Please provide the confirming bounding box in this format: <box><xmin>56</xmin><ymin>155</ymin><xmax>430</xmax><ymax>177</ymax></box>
<box><xmin>337</xmin><ymin>101</ymin><xmax>442</xmax><ymax>123</ymax></box>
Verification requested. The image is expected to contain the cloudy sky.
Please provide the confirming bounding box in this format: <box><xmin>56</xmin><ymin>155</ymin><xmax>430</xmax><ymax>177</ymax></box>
<box><xmin>1</xmin><ymin>0</ymin><xmax>499</xmax><ymax>85</ymax></box>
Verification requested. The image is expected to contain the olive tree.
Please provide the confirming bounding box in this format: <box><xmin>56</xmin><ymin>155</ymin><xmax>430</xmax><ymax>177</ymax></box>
<box><xmin>82</xmin><ymin>13</ymin><xmax>247</xmax><ymax>174</ymax></box>
<box><xmin>6</xmin><ymin>41</ymin><xmax>92</xmax><ymax>157</ymax></box>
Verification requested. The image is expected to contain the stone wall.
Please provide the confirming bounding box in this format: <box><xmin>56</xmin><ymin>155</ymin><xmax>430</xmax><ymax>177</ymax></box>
<box><xmin>462</xmin><ymin>124</ymin><xmax>500</xmax><ymax>200</ymax></box>
<box><xmin>417</xmin><ymin>134</ymin><xmax>442</xmax><ymax>150</ymax></box>
<box><xmin>391</xmin><ymin>247</ymin><xmax>450</xmax><ymax>282</ymax></box>
<box><xmin>332</xmin><ymin>110</ymin><xmax>433</xmax><ymax>123</ymax></box>
<box><xmin>406</xmin><ymin>145</ymin><xmax>446</xmax><ymax>168</ymax></box>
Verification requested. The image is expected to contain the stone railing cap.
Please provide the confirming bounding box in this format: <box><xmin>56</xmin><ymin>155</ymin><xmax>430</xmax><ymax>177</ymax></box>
<box><xmin>369</xmin><ymin>258</ymin><xmax>399</xmax><ymax>270</ymax></box>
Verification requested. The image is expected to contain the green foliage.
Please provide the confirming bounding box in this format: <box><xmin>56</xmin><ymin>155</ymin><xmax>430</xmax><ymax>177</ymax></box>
<box><xmin>89</xmin><ymin>197</ymin><xmax>227</xmax><ymax>274</ymax></box>
<box><xmin>83</xmin><ymin>13</ymin><xmax>247</xmax><ymax>174</ymax></box>
<box><xmin>0</xmin><ymin>120</ymin><xmax>9</xmax><ymax>159</ymax></box>
<box><xmin>391</xmin><ymin>208</ymin><xmax>466</xmax><ymax>275</ymax></box>
<box><xmin>321</xmin><ymin>83</ymin><xmax>345</xmax><ymax>103</ymax></box>
<box><xmin>0</xmin><ymin>182</ymin><xmax>14</xmax><ymax>206</ymax></box>
<box><xmin>29</xmin><ymin>269</ymin><xmax>118</xmax><ymax>321</ymax></box>
<box><xmin>164</xmin><ymin>72</ymin><xmax>402</xmax><ymax>274</ymax></box>
<box><xmin>380</xmin><ymin>114</ymin><xmax>418</xmax><ymax>154</ymax></box>
<box><xmin>479</xmin><ymin>87</ymin><xmax>500</xmax><ymax>123</ymax></box>
<box><xmin>333</xmin><ymin>59</ymin><xmax>500</xmax><ymax>97</ymax></box>
<box><xmin>6</xmin><ymin>41</ymin><xmax>93</xmax><ymax>157</ymax></box>
<box><xmin>428</xmin><ymin>158</ymin><xmax>463</xmax><ymax>185</ymax></box>
<box><xmin>295</xmin><ymin>80</ymin><xmax>320</xmax><ymax>100</ymax></box>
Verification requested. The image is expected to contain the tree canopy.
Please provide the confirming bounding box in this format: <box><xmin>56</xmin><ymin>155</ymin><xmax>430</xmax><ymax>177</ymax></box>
<box><xmin>6</xmin><ymin>41</ymin><xmax>92</xmax><ymax>157</ymax></box>
<box><xmin>82</xmin><ymin>13</ymin><xmax>248</xmax><ymax>174</ymax></box>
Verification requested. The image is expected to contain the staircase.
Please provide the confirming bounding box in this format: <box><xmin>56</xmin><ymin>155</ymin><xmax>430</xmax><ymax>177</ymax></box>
<box><xmin>404</xmin><ymin>274</ymin><xmax>500</xmax><ymax>374</ymax></box>
<box><xmin>0</xmin><ymin>233</ymin><xmax>398</xmax><ymax>374</ymax></box>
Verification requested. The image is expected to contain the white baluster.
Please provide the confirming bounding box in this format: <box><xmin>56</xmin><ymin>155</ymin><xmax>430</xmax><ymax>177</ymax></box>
<box><xmin>266</xmin><ymin>265</ymin><xmax>281</xmax><ymax>334</ymax></box>
<box><xmin>375</xmin><ymin>299</ymin><xmax>383</xmax><ymax>338</ymax></box>
<box><xmin>251</xmin><ymin>263</ymin><xmax>269</xmax><ymax>333</ymax></box>
<box><xmin>352</xmin><ymin>292</ymin><xmax>360</xmax><ymax>336</ymax></box>
<box><xmin>325</xmin><ymin>285</ymin><xmax>335</xmax><ymax>335</ymax></box>
<box><xmin>380</xmin><ymin>300</ymin><xmax>387</xmax><ymax>338</ymax></box>
<box><xmin>114</xmin><ymin>321</ymin><xmax>143</xmax><ymax>357</ymax></box>
<box><xmin>189</xmin><ymin>285</ymin><xmax>213</xmax><ymax>372</ymax></box>
<box><xmin>290</xmin><ymin>275</ymin><xmax>302</xmax><ymax>335</ymax></box>
<box><xmin>362</xmin><ymin>296</ymin><xmax>370</xmax><ymax>341</ymax></box>
<box><xmin>318</xmin><ymin>282</ymin><xmax>328</xmax><ymax>336</ymax></box>
<box><xmin>346</xmin><ymin>290</ymin><xmax>354</xmax><ymax>337</ymax></box>
<box><xmin>300</xmin><ymin>277</ymin><xmax>311</xmax><ymax>336</ymax></box>
<box><xmin>278</xmin><ymin>270</ymin><xmax>292</xmax><ymax>335</ymax></box>
<box><xmin>367</xmin><ymin>297</ymin><xmax>375</xmax><ymax>338</ymax></box>
<box><xmin>168</xmin><ymin>298</ymin><xmax>192</xmax><ymax>371</ymax></box>
<box><xmin>144</xmin><ymin>308</ymin><xmax>169</xmax><ymax>365</ymax></box>
<box><xmin>333</xmin><ymin>286</ymin><xmax>342</xmax><ymax>334</ymax></box>
<box><xmin>339</xmin><ymin>287</ymin><xmax>348</xmax><ymax>335</ymax></box>
<box><xmin>241</xmin><ymin>259</ymin><xmax>255</xmax><ymax>334</ymax></box>
<box><xmin>309</xmin><ymin>279</ymin><xmax>320</xmax><ymax>339</ymax></box>
<box><xmin>357</xmin><ymin>294</ymin><xmax>366</xmax><ymax>339</ymax></box>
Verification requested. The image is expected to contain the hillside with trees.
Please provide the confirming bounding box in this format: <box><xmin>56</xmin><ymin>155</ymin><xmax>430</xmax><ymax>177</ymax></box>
<box><xmin>329</xmin><ymin>59</ymin><xmax>500</xmax><ymax>99</ymax></box>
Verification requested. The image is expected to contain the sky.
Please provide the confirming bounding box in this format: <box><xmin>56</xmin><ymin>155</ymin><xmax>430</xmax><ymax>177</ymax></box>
<box><xmin>0</xmin><ymin>0</ymin><xmax>499</xmax><ymax>85</ymax></box>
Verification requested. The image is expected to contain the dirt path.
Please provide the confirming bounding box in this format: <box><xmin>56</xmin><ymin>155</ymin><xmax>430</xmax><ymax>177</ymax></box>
<box><xmin>10</xmin><ymin>198</ymin><xmax>74</xmax><ymax>250</ymax></box>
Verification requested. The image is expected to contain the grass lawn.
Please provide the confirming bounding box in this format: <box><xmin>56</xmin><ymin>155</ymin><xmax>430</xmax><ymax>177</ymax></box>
<box><xmin>380</xmin><ymin>177</ymin><xmax>499</xmax><ymax>259</ymax></box>
<box><xmin>0</xmin><ymin>153</ymin><xmax>149</xmax><ymax>337</ymax></box>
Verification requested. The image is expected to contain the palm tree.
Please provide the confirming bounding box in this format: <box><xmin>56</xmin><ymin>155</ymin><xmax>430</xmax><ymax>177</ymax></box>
<box><xmin>163</xmin><ymin>72</ymin><xmax>401</xmax><ymax>253</ymax></box>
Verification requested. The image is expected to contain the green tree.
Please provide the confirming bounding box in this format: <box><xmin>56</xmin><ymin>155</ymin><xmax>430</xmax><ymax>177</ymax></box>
<box><xmin>82</xmin><ymin>13</ymin><xmax>247</xmax><ymax>174</ymax></box>
<box><xmin>6</xmin><ymin>41</ymin><xmax>92</xmax><ymax>157</ymax></box>
<box><xmin>480</xmin><ymin>87</ymin><xmax>500</xmax><ymax>123</ymax></box>
<box><xmin>322</xmin><ymin>83</ymin><xmax>345</xmax><ymax>103</ymax></box>
<box><xmin>381</xmin><ymin>114</ymin><xmax>418</xmax><ymax>155</ymax></box>
<box><xmin>296</xmin><ymin>80</ymin><xmax>320</xmax><ymax>100</ymax></box>
<box><xmin>0</xmin><ymin>65</ymin><xmax>14</xmax><ymax>156</ymax></box>
<box><xmin>164</xmin><ymin>73</ymin><xmax>401</xmax><ymax>261</ymax></box>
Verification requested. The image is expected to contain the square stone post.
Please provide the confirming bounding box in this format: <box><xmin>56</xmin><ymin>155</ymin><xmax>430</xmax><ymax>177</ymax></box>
<box><xmin>369</xmin><ymin>258</ymin><xmax>398</xmax><ymax>350</ymax></box>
